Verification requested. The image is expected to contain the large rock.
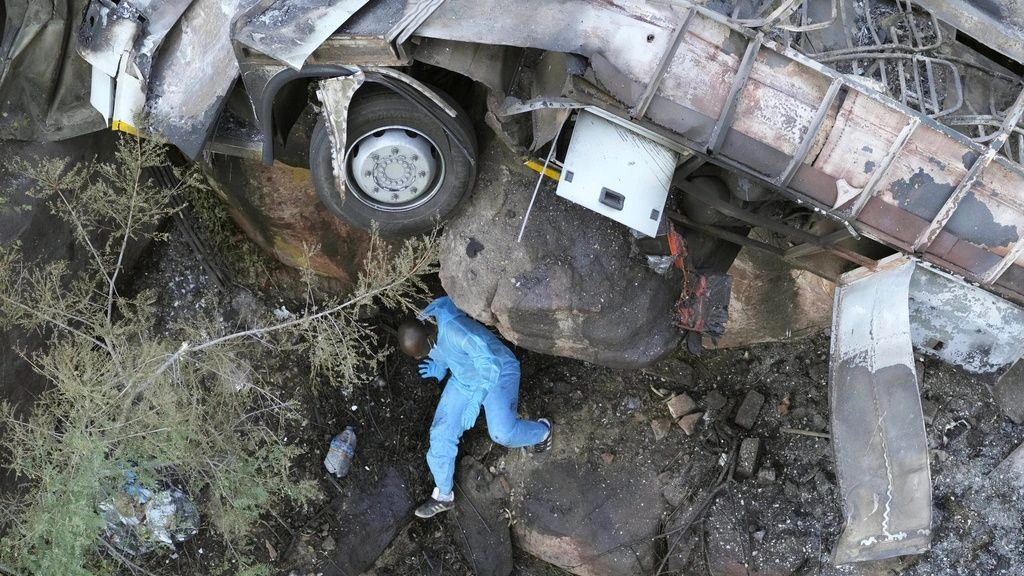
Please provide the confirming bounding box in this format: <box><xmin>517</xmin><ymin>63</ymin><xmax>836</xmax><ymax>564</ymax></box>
<box><xmin>508</xmin><ymin>456</ymin><xmax>663</xmax><ymax>576</ymax></box>
<box><xmin>200</xmin><ymin>155</ymin><xmax>370</xmax><ymax>289</ymax></box>
<box><xmin>321</xmin><ymin>467</ymin><xmax>413</xmax><ymax>575</ymax></box>
<box><xmin>439</xmin><ymin>139</ymin><xmax>682</xmax><ymax>368</ymax></box>
<box><xmin>447</xmin><ymin>457</ymin><xmax>513</xmax><ymax>576</ymax></box>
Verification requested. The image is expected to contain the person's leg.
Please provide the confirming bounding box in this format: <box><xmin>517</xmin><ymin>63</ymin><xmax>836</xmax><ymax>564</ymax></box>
<box><xmin>419</xmin><ymin>379</ymin><xmax>471</xmax><ymax>518</ymax></box>
<box><xmin>482</xmin><ymin>362</ymin><xmax>549</xmax><ymax>449</ymax></box>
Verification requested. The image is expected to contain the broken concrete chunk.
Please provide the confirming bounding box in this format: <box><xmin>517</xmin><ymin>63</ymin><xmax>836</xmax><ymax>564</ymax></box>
<box><xmin>756</xmin><ymin>465</ymin><xmax>776</xmax><ymax>483</ymax></box>
<box><xmin>666</xmin><ymin>393</ymin><xmax>697</xmax><ymax>420</ymax></box>
<box><xmin>734</xmin><ymin>390</ymin><xmax>765</xmax><ymax>430</ymax></box>
<box><xmin>735</xmin><ymin>438</ymin><xmax>762</xmax><ymax>480</ymax></box>
<box><xmin>677</xmin><ymin>412</ymin><xmax>703</xmax><ymax>436</ymax></box>
<box><xmin>993</xmin><ymin>360</ymin><xmax>1024</xmax><ymax>424</ymax></box>
<box><xmin>992</xmin><ymin>441</ymin><xmax>1024</xmax><ymax>493</ymax></box>
<box><xmin>651</xmin><ymin>418</ymin><xmax>674</xmax><ymax>441</ymax></box>
<box><xmin>921</xmin><ymin>399</ymin><xmax>938</xmax><ymax>426</ymax></box>
<box><xmin>703</xmin><ymin>389</ymin><xmax>728</xmax><ymax>412</ymax></box>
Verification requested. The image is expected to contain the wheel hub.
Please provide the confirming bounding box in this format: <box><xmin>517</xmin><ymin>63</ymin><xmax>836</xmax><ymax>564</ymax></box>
<box><xmin>348</xmin><ymin>128</ymin><xmax>439</xmax><ymax>208</ymax></box>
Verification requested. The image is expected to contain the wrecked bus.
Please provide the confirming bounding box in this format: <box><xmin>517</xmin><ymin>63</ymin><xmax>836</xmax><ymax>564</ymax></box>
<box><xmin>3</xmin><ymin>0</ymin><xmax>1024</xmax><ymax>564</ymax></box>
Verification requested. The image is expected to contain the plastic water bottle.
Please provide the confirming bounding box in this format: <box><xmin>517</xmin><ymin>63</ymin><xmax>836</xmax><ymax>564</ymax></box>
<box><xmin>324</xmin><ymin>426</ymin><xmax>357</xmax><ymax>478</ymax></box>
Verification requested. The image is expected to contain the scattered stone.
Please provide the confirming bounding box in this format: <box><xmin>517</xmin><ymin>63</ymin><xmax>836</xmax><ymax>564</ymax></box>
<box><xmin>921</xmin><ymin>399</ymin><xmax>939</xmax><ymax>426</ymax></box>
<box><xmin>734</xmin><ymin>390</ymin><xmax>765</xmax><ymax>430</ymax></box>
<box><xmin>757</xmin><ymin>465</ymin><xmax>777</xmax><ymax>482</ymax></box>
<box><xmin>735</xmin><ymin>438</ymin><xmax>763</xmax><ymax>480</ymax></box>
<box><xmin>677</xmin><ymin>412</ymin><xmax>703</xmax><ymax>436</ymax></box>
<box><xmin>993</xmin><ymin>359</ymin><xmax>1024</xmax><ymax>424</ymax></box>
<box><xmin>601</xmin><ymin>452</ymin><xmax>616</xmax><ymax>465</ymax></box>
<box><xmin>931</xmin><ymin>449</ymin><xmax>949</xmax><ymax>463</ymax></box>
<box><xmin>916</xmin><ymin>358</ymin><xmax>926</xmax><ymax>388</ymax></box>
<box><xmin>703</xmin><ymin>389</ymin><xmax>728</xmax><ymax>412</ymax></box>
<box><xmin>666</xmin><ymin>393</ymin><xmax>698</xmax><ymax>420</ymax></box>
<box><xmin>320</xmin><ymin>536</ymin><xmax>335</xmax><ymax>552</ymax></box>
<box><xmin>623</xmin><ymin>395</ymin><xmax>642</xmax><ymax>412</ymax></box>
<box><xmin>651</xmin><ymin>418</ymin><xmax>674</xmax><ymax>441</ymax></box>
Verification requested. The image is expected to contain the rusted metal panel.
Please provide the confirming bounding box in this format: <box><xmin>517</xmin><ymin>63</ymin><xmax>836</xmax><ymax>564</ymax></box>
<box><xmin>816</xmin><ymin>92</ymin><xmax>912</xmax><ymax>191</ymax></box>
<box><xmin>731</xmin><ymin>50</ymin><xmax>836</xmax><ymax>158</ymax></box>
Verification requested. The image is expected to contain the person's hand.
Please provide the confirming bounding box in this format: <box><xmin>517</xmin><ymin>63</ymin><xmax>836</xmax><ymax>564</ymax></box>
<box><xmin>418</xmin><ymin>358</ymin><xmax>446</xmax><ymax>381</ymax></box>
<box><xmin>461</xmin><ymin>403</ymin><xmax>481</xmax><ymax>429</ymax></box>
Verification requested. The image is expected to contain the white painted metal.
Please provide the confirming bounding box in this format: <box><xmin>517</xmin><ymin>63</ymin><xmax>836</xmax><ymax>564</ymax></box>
<box><xmin>555</xmin><ymin>111</ymin><xmax>676</xmax><ymax>237</ymax></box>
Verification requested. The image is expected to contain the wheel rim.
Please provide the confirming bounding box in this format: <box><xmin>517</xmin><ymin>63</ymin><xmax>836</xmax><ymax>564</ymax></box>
<box><xmin>344</xmin><ymin>126</ymin><xmax>445</xmax><ymax>212</ymax></box>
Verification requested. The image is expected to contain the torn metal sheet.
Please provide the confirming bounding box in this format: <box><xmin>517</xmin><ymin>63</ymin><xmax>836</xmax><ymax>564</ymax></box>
<box><xmin>316</xmin><ymin>70</ymin><xmax>366</xmax><ymax>204</ymax></box>
<box><xmin>908</xmin><ymin>264</ymin><xmax>1024</xmax><ymax>375</ymax></box>
<box><xmin>144</xmin><ymin>0</ymin><xmax>262</xmax><ymax>159</ymax></box>
<box><xmin>0</xmin><ymin>0</ymin><xmax>105</xmax><ymax>141</ymax></box>
<box><xmin>830</xmin><ymin>259</ymin><xmax>931</xmax><ymax>564</ymax></box>
<box><xmin>914</xmin><ymin>0</ymin><xmax>1024</xmax><ymax>67</ymax></box>
<box><xmin>234</xmin><ymin>0</ymin><xmax>373</xmax><ymax>70</ymax></box>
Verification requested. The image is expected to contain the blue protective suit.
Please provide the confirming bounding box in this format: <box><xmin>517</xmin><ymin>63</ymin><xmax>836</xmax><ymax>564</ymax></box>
<box><xmin>420</xmin><ymin>297</ymin><xmax>548</xmax><ymax>496</ymax></box>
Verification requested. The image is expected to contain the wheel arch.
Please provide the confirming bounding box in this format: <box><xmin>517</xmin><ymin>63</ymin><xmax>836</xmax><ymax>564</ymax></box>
<box><xmin>256</xmin><ymin>64</ymin><xmax>480</xmax><ymax>166</ymax></box>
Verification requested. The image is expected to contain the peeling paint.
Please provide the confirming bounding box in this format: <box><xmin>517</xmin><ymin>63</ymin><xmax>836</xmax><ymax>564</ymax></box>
<box><xmin>946</xmin><ymin>194</ymin><xmax>1020</xmax><ymax>248</ymax></box>
<box><xmin>864</xmin><ymin>160</ymin><xmax>876</xmax><ymax>174</ymax></box>
<box><xmin>887</xmin><ymin>169</ymin><xmax>954</xmax><ymax>221</ymax></box>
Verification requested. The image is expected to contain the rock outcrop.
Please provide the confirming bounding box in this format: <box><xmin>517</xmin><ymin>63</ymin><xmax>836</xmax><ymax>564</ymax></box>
<box><xmin>439</xmin><ymin>140</ymin><xmax>682</xmax><ymax>368</ymax></box>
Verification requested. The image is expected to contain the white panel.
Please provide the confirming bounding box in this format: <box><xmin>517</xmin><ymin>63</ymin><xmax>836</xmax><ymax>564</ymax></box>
<box><xmin>555</xmin><ymin>111</ymin><xmax>676</xmax><ymax>237</ymax></box>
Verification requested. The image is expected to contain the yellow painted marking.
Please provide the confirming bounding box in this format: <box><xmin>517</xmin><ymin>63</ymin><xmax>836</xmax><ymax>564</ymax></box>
<box><xmin>524</xmin><ymin>159</ymin><xmax>561</xmax><ymax>181</ymax></box>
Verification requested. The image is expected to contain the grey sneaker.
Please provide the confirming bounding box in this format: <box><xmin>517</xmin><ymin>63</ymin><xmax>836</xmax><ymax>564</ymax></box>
<box><xmin>414</xmin><ymin>497</ymin><xmax>455</xmax><ymax>519</ymax></box>
<box><xmin>531</xmin><ymin>418</ymin><xmax>553</xmax><ymax>454</ymax></box>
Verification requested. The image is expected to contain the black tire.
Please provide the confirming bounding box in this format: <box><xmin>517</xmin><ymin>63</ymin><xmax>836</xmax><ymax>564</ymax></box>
<box><xmin>310</xmin><ymin>88</ymin><xmax>477</xmax><ymax>237</ymax></box>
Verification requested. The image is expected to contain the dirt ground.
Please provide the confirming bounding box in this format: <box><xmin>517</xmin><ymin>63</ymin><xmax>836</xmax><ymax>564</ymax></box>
<box><xmin>119</xmin><ymin>214</ymin><xmax>1024</xmax><ymax>576</ymax></box>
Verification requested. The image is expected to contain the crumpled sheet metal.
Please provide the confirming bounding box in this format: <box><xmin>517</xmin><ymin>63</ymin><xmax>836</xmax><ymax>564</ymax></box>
<box><xmin>144</xmin><ymin>0</ymin><xmax>261</xmax><ymax>159</ymax></box>
<box><xmin>908</xmin><ymin>264</ymin><xmax>1024</xmax><ymax>375</ymax></box>
<box><xmin>830</xmin><ymin>260</ymin><xmax>931</xmax><ymax>564</ymax></box>
<box><xmin>235</xmin><ymin>0</ymin><xmax>373</xmax><ymax>70</ymax></box>
<box><xmin>316</xmin><ymin>70</ymin><xmax>366</xmax><ymax>204</ymax></box>
<box><xmin>0</xmin><ymin>0</ymin><xmax>105</xmax><ymax>141</ymax></box>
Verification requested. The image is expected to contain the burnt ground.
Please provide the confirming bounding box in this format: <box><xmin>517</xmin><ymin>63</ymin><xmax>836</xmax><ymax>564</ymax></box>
<box><xmin>111</xmin><ymin>212</ymin><xmax>1024</xmax><ymax>576</ymax></box>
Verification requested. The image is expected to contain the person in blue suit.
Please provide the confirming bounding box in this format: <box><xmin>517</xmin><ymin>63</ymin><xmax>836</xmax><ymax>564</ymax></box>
<box><xmin>398</xmin><ymin>296</ymin><xmax>552</xmax><ymax>518</ymax></box>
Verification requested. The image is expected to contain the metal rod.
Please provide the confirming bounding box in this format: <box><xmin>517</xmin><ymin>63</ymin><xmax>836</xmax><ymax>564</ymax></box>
<box><xmin>849</xmin><ymin>117</ymin><xmax>921</xmax><ymax>217</ymax></box>
<box><xmin>517</xmin><ymin>115</ymin><xmax>567</xmax><ymax>243</ymax></box>
<box><xmin>707</xmin><ymin>32</ymin><xmax>763</xmax><ymax>154</ymax></box>
<box><xmin>912</xmin><ymin>87</ymin><xmax>1024</xmax><ymax>252</ymax></box>
<box><xmin>633</xmin><ymin>7</ymin><xmax>695</xmax><ymax>120</ymax></box>
<box><xmin>667</xmin><ymin>210</ymin><xmax>841</xmax><ymax>281</ymax></box>
<box><xmin>775</xmin><ymin>77</ymin><xmax>844</xmax><ymax>187</ymax></box>
<box><xmin>682</xmin><ymin>180</ymin><xmax>878</xmax><ymax>269</ymax></box>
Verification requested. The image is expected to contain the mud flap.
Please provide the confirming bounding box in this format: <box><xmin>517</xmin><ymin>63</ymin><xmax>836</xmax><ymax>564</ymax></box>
<box><xmin>830</xmin><ymin>259</ymin><xmax>931</xmax><ymax>563</ymax></box>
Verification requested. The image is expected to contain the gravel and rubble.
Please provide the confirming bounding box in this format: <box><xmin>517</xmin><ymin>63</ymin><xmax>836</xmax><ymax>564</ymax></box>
<box><xmin>82</xmin><ymin>197</ymin><xmax>1024</xmax><ymax>575</ymax></box>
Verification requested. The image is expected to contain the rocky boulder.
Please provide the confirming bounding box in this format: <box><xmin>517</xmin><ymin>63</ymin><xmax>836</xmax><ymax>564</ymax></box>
<box><xmin>200</xmin><ymin>155</ymin><xmax>370</xmax><ymax>289</ymax></box>
<box><xmin>504</xmin><ymin>420</ymin><xmax>665</xmax><ymax>575</ymax></box>
<box><xmin>320</xmin><ymin>467</ymin><xmax>413</xmax><ymax>575</ymax></box>
<box><xmin>447</xmin><ymin>457</ymin><xmax>514</xmax><ymax>576</ymax></box>
<box><xmin>439</xmin><ymin>140</ymin><xmax>682</xmax><ymax>368</ymax></box>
